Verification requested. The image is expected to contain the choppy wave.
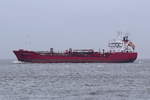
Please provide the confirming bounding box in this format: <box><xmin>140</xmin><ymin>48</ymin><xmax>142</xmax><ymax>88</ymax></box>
<box><xmin>0</xmin><ymin>59</ymin><xmax>149</xmax><ymax>100</ymax></box>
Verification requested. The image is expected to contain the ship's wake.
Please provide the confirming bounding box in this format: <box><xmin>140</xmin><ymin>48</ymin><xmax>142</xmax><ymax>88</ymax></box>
<box><xmin>12</xmin><ymin>60</ymin><xmax>23</xmax><ymax>64</ymax></box>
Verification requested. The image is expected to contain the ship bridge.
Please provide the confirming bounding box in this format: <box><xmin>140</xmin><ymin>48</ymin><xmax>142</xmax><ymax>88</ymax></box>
<box><xmin>108</xmin><ymin>33</ymin><xmax>136</xmax><ymax>53</ymax></box>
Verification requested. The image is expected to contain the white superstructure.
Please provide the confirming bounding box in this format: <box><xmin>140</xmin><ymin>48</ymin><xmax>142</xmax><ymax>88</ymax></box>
<box><xmin>108</xmin><ymin>33</ymin><xmax>135</xmax><ymax>52</ymax></box>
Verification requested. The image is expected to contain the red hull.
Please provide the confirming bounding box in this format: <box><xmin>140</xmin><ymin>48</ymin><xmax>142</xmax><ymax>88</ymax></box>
<box><xmin>13</xmin><ymin>50</ymin><xmax>137</xmax><ymax>63</ymax></box>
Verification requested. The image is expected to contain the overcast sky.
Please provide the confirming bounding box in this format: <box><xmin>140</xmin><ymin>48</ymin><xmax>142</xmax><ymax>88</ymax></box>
<box><xmin>0</xmin><ymin>0</ymin><xmax>150</xmax><ymax>59</ymax></box>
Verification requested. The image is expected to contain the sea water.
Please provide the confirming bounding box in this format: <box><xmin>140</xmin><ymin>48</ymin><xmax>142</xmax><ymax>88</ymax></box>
<box><xmin>0</xmin><ymin>59</ymin><xmax>150</xmax><ymax>100</ymax></box>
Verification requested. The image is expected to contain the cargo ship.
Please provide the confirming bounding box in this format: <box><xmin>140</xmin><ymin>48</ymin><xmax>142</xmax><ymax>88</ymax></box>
<box><xmin>13</xmin><ymin>33</ymin><xmax>137</xmax><ymax>63</ymax></box>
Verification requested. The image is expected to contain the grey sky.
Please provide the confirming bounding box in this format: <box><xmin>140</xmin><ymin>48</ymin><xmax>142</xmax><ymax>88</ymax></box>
<box><xmin>0</xmin><ymin>0</ymin><xmax>150</xmax><ymax>59</ymax></box>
